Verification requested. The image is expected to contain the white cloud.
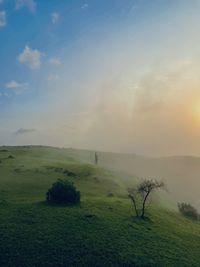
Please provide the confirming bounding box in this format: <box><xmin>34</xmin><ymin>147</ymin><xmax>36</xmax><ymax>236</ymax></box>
<box><xmin>0</xmin><ymin>92</ymin><xmax>11</xmax><ymax>98</ymax></box>
<box><xmin>15</xmin><ymin>0</ymin><xmax>36</xmax><ymax>13</ymax></box>
<box><xmin>48</xmin><ymin>57</ymin><xmax>61</xmax><ymax>66</ymax></box>
<box><xmin>81</xmin><ymin>3</ymin><xmax>88</xmax><ymax>9</ymax></box>
<box><xmin>0</xmin><ymin>10</ymin><xmax>6</xmax><ymax>27</ymax></box>
<box><xmin>5</xmin><ymin>80</ymin><xmax>29</xmax><ymax>94</ymax></box>
<box><xmin>47</xmin><ymin>74</ymin><xmax>59</xmax><ymax>81</ymax></box>
<box><xmin>51</xmin><ymin>12</ymin><xmax>59</xmax><ymax>24</ymax></box>
<box><xmin>18</xmin><ymin>45</ymin><xmax>42</xmax><ymax>70</ymax></box>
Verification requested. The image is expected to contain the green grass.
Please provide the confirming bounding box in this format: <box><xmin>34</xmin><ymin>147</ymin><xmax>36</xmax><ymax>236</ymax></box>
<box><xmin>0</xmin><ymin>146</ymin><xmax>200</xmax><ymax>266</ymax></box>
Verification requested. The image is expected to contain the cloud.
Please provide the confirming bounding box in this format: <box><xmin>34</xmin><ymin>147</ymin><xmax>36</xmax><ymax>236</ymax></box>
<box><xmin>133</xmin><ymin>76</ymin><xmax>166</xmax><ymax>113</ymax></box>
<box><xmin>0</xmin><ymin>92</ymin><xmax>12</xmax><ymax>98</ymax></box>
<box><xmin>48</xmin><ymin>57</ymin><xmax>61</xmax><ymax>66</ymax></box>
<box><xmin>0</xmin><ymin>10</ymin><xmax>6</xmax><ymax>27</ymax></box>
<box><xmin>0</xmin><ymin>0</ymin><xmax>4</xmax><ymax>4</ymax></box>
<box><xmin>5</xmin><ymin>80</ymin><xmax>28</xmax><ymax>94</ymax></box>
<box><xmin>18</xmin><ymin>45</ymin><xmax>43</xmax><ymax>70</ymax></box>
<box><xmin>14</xmin><ymin>128</ymin><xmax>36</xmax><ymax>135</ymax></box>
<box><xmin>81</xmin><ymin>3</ymin><xmax>88</xmax><ymax>9</ymax></box>
<box><xmin>132</xmin><ymin>60</ymin><xmax>196</xmax><ymax>114</ymax></box>
<box><xmin>15</xmin><ymin>0</ymin><xmax>36</xmax><ymax>13</ymax></box>
<box><xmin>51</xmin><ymin>12</ymin><xmax>59</xmax><ymax>24</ymax></box>
<box><xmin>47</xmin><ymin>74</ymin><xmax>59</xmax><ymax>81</ymax></box>
<box><xmin>82</xmin><ymin>58</ymin><xmax>200</xmax><ymax>155</ymax></box>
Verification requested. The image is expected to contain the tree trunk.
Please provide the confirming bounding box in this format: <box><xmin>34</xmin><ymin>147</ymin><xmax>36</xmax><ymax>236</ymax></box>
<box><xmin>129</xmin><ymin>195</ymin><xmax>139</xmax><ymax>217</ymax></box>
<box><xmin>141</xmin><ymin>191</ymin><xmax>150</xmax><ymax>218</ymax></box>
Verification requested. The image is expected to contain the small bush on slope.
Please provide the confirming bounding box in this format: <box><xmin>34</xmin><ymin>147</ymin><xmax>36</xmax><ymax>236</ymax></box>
<box><xmin>178</xmin><ymin>202</ymin><xmax>199</xmax><ymax>220</ymax></box>
<box><xmin>46</xmin><ymin>179</ymin><xmax>80</xmax><ymax>205</ymax></box>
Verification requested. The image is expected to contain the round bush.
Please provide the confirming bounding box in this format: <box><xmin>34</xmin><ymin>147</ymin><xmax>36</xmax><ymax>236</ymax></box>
<box><xmin>178</xmin><ymin>202</ymin><xmax>199</xmax><ymax>220</ymax></box>
<box><xmin>46</xmin><ymin>179</ymin><xmax>80</xmax><ymax>205</ymax></box>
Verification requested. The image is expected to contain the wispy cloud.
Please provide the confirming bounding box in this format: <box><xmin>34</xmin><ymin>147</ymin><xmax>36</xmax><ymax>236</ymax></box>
<box><xmin>18</xmin><ymin>45</ymin><xmax>43</xmax><ymax>70</ymax></box>
<box><xmin>48</xmin><ymin>57</ymin><xmax>61</xmax><ymax>66</ymax></box>
<box><xmin>15</xmin><ymin>0</ymin><xmax>36</xmax><ymax>13</ymax></box>
<box><xmin>0</xmin><ymin>92</ymin><xmax>11</xmax><ymax>98</ymax></box>
<box><xmin>47</xmin><ymin>74</ymin><xmax>59</xmax><ymax>81</ymax></box>
<box><xmin>0</xmin><ymin>10</ymin><xmax>6</xmax><ymax>27</ymax></box>
<box><xmin>5</xmin><ymin>80</ymin><xmax>28</xmax><ymax>94</ymax></box>
<box><xmin>51</xmin><ymin>12</ymin><xmax>59</xmax><ymax>24</ymax></box>
<box><xmin>132</xmin><ymin>60</ymin><xmax>195</xmax><ymax>114</ymax></box>
<box><xmin>81</xmin><ymin>3</ymin><xmax>88</xmax><ymax>9</ymax></box>
<box><xmin>14</xmin><ymin>128</ymin><xmax>37</xmax><ymax>135</ymax></box>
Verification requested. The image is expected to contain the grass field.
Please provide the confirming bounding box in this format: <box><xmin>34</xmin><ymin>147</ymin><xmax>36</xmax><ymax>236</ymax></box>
<box><xmin>0</xmin><ymin>146</ymin><xmax>200</xmax><ymax>266</ymax></box>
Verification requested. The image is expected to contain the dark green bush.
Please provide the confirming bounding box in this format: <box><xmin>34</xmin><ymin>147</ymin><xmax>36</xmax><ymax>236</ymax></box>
<box><xmin>178</xmin><ymin>202</ymin><xmax>199</xmax><ymax>220</ymax></box>
<box><xmin>46</xmin><ymin>179</ymin><xmax>80</xmax><ymax>205</ymax></box>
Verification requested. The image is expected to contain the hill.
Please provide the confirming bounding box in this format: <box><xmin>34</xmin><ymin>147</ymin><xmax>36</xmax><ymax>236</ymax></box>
<box><xmin>65</xmin><ymin>148</ymin><xmax>200</xmax><ymax>209</ymax></box>
<box><xmin>0</xmin><ymin>146</ymin><xmax>200</xmax><ymax>266</ymax></box>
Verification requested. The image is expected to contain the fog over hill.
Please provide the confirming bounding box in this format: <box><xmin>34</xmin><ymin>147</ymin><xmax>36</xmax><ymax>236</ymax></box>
<box><xmin>66</xmin><ymin>148</ymin><xmax>200</xmax><ymax>209</ymax></box>
<box><xmin>2</xmin><ymin>145</ymin><xmax>200</xmax><ymax>209</ymax></box>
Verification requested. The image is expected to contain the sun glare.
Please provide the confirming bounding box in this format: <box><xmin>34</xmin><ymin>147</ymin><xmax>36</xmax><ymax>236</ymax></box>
<box><xmin>192</xmin><ymin>101</ymin><xmax>200</xmax><ymax>122</ymax></box>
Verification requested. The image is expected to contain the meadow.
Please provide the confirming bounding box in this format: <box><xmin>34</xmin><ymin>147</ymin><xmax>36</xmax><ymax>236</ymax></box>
<box><xmin>0</xmin><ymin>146</ymin><xmax>200</xmax><ymax>266</ymax></box>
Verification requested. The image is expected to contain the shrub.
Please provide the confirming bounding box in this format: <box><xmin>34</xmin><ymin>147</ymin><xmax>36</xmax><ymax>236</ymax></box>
<box><xmin>8</xmin><ymin>155</ymin><xmax>15</xmax><ymax>159</ymax></box>
<box><xmin>46</xmin><ymin>179</ymin><xmax>80</xmax><ymax>205</ymax></box>
<box><xmin>178</xmin><ymin>202</ymin><xmax>199</xmax><ymax>220</ymax></box>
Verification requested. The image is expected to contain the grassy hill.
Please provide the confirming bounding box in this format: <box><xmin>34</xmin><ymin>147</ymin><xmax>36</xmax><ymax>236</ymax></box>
<box><xmin>0</xmin><ymin>146</ymin><xmax>200</xmax><ymax>266</ymax></box>
<box><xmin>66</xmin><ymin>149</ymin><xmax>200</xmax><ymax>209</ymax></box>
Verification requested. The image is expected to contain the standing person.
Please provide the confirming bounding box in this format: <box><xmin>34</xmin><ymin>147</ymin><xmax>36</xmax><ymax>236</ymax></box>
<box><xmin>95</xmin><ymin>152</ymin><xmax>98</xmax><ymax>165</ymax></box>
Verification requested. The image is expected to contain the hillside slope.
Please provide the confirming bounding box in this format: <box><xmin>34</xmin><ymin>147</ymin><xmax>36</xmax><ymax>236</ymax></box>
<box><xmin>63</xmin><ymin>148</ymin><xmax>200</xmax><ymax>209</ymax></box>
<box><xmin>0</xmin><ymin>146</ymin><xmax>200</xmax><ymax>266</ymax></box>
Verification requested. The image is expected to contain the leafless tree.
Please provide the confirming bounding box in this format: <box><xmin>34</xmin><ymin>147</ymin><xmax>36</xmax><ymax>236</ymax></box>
<box><xmin>138</xmin><ymin>179</ymin><xmax>164</xmax><ymax>218</ymax></box>
<box><xmin>128</xmin><ymin>188</ymin><xmax>139</xmax><ymax>217</ymax></box>
<box><xmin>128</xmin><ymin>179</ymin><xmax>164</xmax><ymax>219</ymax></box>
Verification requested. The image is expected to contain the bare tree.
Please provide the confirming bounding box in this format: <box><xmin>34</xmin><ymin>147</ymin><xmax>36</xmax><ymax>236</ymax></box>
<box><xmin>128</xmin><ymin>179</ymin><xmax>164</xmax><ymax>219</ymax></box>
<box><xmin>128</xmin><ymin>188</ymin><xmax>139</xmax><ymax>217</ymax></box>
<box><xmin>138</xmin><ymin>179</ymin><xmax>164</xmax><ymax>218</ymax></box>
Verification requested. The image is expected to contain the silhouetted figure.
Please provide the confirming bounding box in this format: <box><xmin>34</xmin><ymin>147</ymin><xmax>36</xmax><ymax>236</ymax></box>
<box><xmin>95</xmin><ymin>152</ymin><xmax>98</xmax><ymax>165</ymax></box>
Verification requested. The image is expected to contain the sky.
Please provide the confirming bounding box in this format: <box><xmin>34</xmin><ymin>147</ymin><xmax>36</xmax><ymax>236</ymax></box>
<box><xmin>1</xmin><ymin>0</ymin><xmax>200</xmax><ymax>156</ymax></box>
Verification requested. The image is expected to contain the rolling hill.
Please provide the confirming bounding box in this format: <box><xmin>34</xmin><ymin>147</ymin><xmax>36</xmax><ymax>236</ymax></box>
<box><xmin>0</xmin><ymin>146</ymin><xmax>200</xmax><ymax>266</ymax></box>
<box><xmin>66</xmin><ymin>148</ymin><xmax>200</xmax><ymax>209</ymax></box>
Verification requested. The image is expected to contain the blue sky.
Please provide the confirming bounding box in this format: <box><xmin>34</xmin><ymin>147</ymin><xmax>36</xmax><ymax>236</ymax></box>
<box><xmin>1</xmin><ymin>0</ymin><xmax>200</xmax><ymax>156</ymax></box>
